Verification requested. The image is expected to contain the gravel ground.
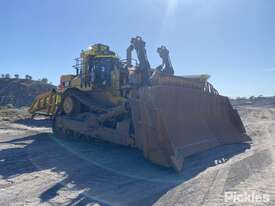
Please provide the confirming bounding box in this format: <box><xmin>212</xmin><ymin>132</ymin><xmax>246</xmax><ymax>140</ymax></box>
<box><xmin>0</xmin><ymin>106</ymin><xmax>274</xmax><ymax>206</ymax></box>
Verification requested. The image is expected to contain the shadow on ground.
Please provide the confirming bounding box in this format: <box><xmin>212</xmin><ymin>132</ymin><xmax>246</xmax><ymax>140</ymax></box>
<box><xmin>14</xmin><ymin>118</ymin><xmax>52</xmax><ymax>128</ymax></box>
<box><xmin>0</xmin><ymin>131</ymin><xmax>250</xmax><ymax>206</ymax></box>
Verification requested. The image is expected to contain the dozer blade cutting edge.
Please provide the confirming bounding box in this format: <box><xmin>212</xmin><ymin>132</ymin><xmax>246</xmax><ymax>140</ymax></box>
<box><xmin>130</xmin><ymin>85</ymin><xmax>250</xmax><ymax>172</ymax></box>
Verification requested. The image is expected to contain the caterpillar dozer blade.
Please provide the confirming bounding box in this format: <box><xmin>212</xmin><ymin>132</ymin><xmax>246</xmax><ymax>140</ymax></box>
<box><xmin>130</xmin><ymin>84</ymin><xmax>249</xmax><ymax>172</ymax></box>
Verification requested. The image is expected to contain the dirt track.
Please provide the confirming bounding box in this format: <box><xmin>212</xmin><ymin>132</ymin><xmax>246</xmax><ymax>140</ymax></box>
<box><xmin>0</xmin><ymin>106</ymin><xmax>274</xmax><ymax>206</ymax></box>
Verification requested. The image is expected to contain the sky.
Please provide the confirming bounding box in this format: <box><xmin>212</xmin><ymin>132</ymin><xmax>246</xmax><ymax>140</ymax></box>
<box><xmin>0</xmin><ymin>0</ymin><xmax>274</xmax><ymax>98</ymax></box>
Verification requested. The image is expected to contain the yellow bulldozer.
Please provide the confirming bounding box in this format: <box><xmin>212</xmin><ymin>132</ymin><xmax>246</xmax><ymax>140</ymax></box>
<box><xmin>29</xmin><ymin>36</ymin><xmax>250</xmax><ymax>172</ymax></box>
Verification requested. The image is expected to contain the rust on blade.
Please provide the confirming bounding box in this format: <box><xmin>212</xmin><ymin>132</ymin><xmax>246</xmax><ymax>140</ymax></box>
<box><xmin>130</xmin><ymin>85</ymin><xmax>250</xmax><ymax>172</ymax></box>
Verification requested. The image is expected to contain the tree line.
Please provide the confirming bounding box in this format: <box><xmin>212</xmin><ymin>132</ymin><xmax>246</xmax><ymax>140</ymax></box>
<box><xmin>0</xmin><ymin>74</ymin><xmax>49</xmax><ymax>84</ymax></box>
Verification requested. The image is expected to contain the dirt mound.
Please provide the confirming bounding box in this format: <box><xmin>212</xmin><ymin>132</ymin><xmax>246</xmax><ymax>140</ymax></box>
<box><xmin>0</xmin><ymin>78</ymin><xmax>55</xmax><ymax>107</ymax></box>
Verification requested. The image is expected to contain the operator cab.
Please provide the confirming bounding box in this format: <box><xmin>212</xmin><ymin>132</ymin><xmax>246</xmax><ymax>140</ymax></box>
<box><xmin>74</xmin><ymin>44</ymin><xmax>120</xmax><ymax>89</ymax></box>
